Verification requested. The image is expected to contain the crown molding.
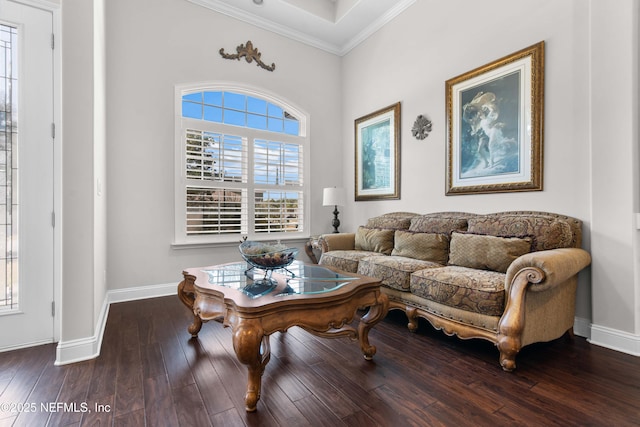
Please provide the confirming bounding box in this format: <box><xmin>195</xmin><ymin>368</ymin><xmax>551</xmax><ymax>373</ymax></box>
<box><xmin>339</xmin><ymin>0</ymin><xmax>415</xmax><ymax>55</ymax></box>
<box><xmin>187</xmin><ymin>0</ymin><xmax>341</xmax><ymax>54</ymax></box>
<box><xmin>186</xmin><ymin>0</ymin><xmax>415</xmax><ymax>56</ymax></box>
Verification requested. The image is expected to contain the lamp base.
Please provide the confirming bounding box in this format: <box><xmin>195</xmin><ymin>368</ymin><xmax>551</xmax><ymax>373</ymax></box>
<box><xmin>331</xmin><ymin>205</ymin><xmax>341</xmax><ymax>233</ymax></box>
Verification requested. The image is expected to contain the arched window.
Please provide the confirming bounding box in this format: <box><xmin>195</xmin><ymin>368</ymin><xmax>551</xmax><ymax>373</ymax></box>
<box><xmin>174</xmin><ymin>83</ymin><xmax>309</xmax><ymax>245</ymax></box>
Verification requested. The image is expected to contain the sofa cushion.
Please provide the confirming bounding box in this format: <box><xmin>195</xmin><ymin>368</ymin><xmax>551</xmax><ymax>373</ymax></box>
<box><xmin>448</xmin><ymin>232</ymin><xmax>532</xmax><ymax>273</ymax></box>
<box><xmin>359</xmin><ymin>255</ymin><xmax>442</xmax><ymax>291</ymax></box>
<box><xmin>410</xmin><ymin>266</ymin><xmax>506</xmax><ymax>317</ymax></box>
<box><xmin>318</xmin><ymin>250</ymin><xmax>378</xmax><ymax>273</ymax></box>
<box><xmin>366</xmin><ymin>212</ymin><xmax>418</xmax><ymax>230</ymax></box>
<box><xmin>391</xmin><ymin>230</ymin><xmax>449</xmax><ymax>264</ymax></box>
<box><xmin>467</xmin><ymin>213</ymin><xmax>576</xmax><ymax>250</ymax></box>
<box><xmin>408</xmin><ymin>212</ymin><xmax>473</xmax><ymax>234</ymax></box>
<box><xmin>355</xmin><ymin>227</ymin><xmax>395</xmax><ymax>255</ymax></box>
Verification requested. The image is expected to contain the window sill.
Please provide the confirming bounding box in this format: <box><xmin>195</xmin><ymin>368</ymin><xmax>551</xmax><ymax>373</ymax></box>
<box><xmin>171</xmin><ymin>236</ymin><xmax>310</xmax><ymax>250</ymax></box>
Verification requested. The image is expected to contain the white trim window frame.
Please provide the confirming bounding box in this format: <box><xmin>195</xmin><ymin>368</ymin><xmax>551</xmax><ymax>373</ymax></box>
<box><xmin>174</xmin><ymin>82</ymin><xmax>310</xmax><ymax>245</ymax></box>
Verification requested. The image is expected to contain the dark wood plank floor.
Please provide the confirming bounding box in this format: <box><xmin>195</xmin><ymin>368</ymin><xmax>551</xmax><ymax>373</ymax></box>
<box><xmin>0</xmin><ymin>295</ymin><xmax>638</xmax><ymax>426</ymax></box>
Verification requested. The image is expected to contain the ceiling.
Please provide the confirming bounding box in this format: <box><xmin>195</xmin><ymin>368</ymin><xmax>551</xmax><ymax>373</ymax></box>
<box><xmin>186</xmin><ymin>0</ymin><xmax>416</xmax><ymax>56</ymax></box>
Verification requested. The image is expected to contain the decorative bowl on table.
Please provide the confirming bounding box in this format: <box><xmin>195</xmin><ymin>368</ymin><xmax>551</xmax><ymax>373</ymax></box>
<box><xmin>239</xmin><ymin>240</ymin><xmax>298</xmax><ymax>270</ymax></box>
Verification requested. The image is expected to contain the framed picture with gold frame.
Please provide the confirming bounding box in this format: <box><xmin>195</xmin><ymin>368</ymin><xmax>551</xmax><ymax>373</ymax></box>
<box><xmin>355</xmin><ymin>102</ymin><xmax>401</xmax><ymax>201</ymax></box>
<box><xmin>446</xmin><ymin>41</ymin><xmax>544</xmax><ymax>195</ymax></box>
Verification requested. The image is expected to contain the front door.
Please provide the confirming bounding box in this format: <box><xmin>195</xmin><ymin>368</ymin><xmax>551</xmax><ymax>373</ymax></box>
<box><xmin>0</xmin><ymin>0</ymin><xmax>55</xmax><ymax>350</ymax></box>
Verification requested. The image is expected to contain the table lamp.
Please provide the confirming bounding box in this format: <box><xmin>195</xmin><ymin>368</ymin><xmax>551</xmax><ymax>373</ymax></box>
<box><xmin>322</xmin><ymin>187</ymin><xmax>346</xmax><ymax>233</ymax></box>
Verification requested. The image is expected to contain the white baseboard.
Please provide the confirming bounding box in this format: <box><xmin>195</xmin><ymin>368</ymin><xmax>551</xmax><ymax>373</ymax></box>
<box><xmin>54</xmin><ymin>283</ymin><xmax>178</xmax><ymax>365</ymax></box>
<box><xmin>575</xmin><ymin>316</ymin><xmax>639</xmax><ymax>357</ymax></box>
<box><xmin>54</xmin><ymin>298</ymin><xmax>109</xmax><ymax>366</ymax></box>
<box><xmin>573</xmin><ymin>316</ymin><xmax>592</xmax><ymax>339</ymax></box>
<box><xmin>0</xmin><ymin>338</ymin><xmax>55</xmax><ymax>354</ymax></box>
<box><xmin>588</xmin><ymin>323</ymin><xmax>640</xmax><ymax>357</ymax></box>
<box><xmin>107</xmin><ymin>282</ymin><xmax>178</xmax><ymax>304</ymax></box>
<box><xmin>54</xmin><ymin>289</ymin><xmax>639</xmax><ymax>364</ymax></box>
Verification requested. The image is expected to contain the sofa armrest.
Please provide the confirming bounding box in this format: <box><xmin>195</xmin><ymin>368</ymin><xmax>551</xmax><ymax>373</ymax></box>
<box><xmin>498</xmin><ymin>247</ymin><xmax>591</xmax><ymax>371</ymax></box>
<box><xmin>318</xmin><ymin>233</ymin><xmax>356</xmax><ymax>252</ymax></box>
<box><xmin>505</xmin><ymin>248</ymin><xmax>591</xmax><ymax>293</ymax></box>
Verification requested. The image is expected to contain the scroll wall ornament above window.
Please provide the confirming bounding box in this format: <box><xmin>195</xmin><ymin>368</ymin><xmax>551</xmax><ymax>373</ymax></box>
<box><xmin>411</xmin><ymin>114</ymin><xmax>432</xmax><ymax>140</ymax></box>
<box><xmin>219</xmin><ymin>40</ymin><xmax>276</xmax><ymax>72</ymax></box>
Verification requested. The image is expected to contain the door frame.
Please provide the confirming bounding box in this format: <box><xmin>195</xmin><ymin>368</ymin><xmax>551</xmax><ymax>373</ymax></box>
<box><xmin>50</xmin><ymin>0</ymin><xmax>61</xmax><ymax>349</ymax></box>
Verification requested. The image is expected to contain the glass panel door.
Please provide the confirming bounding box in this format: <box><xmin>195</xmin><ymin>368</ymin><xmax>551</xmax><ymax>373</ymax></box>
<box><xmin>0</xmin><ymin>0</ymin><xmax>54</xmax><ymax>350</ymax></box>
<box><xmin>0</xmin><ymin>23</ymin><xmax>17</xmax><ymax>312</ymax></box>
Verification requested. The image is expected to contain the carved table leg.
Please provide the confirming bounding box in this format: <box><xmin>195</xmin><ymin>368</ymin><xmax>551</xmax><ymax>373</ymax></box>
<box><xmin>357</xmin><ymin>293</ymin><xmax>389</xmax><ymax>360</ymax></box>
<box><xmin>231</xmin><ymin>319</ymin><xmax>271</xmax><ymax>412</ymax></box>
<box><xmin>187</xmin><ymin>314</ymin><xmax>203</xmax><ymax>337</ymax></box>
<box><xmin>177</xmin><ymin>278</ymin><xmax>203</xmax><ymax>337</ymax></box>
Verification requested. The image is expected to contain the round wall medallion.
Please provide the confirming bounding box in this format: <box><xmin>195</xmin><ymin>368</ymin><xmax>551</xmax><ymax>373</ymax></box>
<box><xmin>412</xmin><ymin>114</ymin><xmax>432</xmax><ymax>140</ymax></box>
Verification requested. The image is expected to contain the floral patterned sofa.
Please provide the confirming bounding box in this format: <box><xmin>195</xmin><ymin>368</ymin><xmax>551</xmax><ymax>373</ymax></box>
<box><xmin>318</xmin><ymin>211</ymin><xmax>591</xmax><ymax>371</ymax></box>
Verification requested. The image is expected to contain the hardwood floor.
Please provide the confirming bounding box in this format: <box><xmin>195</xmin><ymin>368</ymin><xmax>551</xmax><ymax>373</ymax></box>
<box><xmin>0</xmin><ymin>295</ymin><xmax>638</xmax><ymax>426</ymax></box>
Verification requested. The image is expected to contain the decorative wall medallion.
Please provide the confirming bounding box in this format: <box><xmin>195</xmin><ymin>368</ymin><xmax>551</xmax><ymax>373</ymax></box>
<box><xmin>219</xmin><ymin>40</ymin><xmax>276</xmax><ymax>72</ymax></box>
<box><xmin>412</xmin><ymin>114</ymin><xmax>432</xmax><ymax>140</ymax></box>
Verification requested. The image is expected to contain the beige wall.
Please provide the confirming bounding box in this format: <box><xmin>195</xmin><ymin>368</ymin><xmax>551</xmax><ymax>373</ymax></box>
<box><xmin>104</xmin><ymin>0</ymin><xmax>342</xmax><ymax>289</ymax></box>
<box><xmin>340</xmin><ymin>0</ymin><xmax>639</xmax><ymax>342</ymax></box>
<box><xmin>588</xmin><ymin>0</ymin><xmax>638</xmax><ymax>343</ymax></box>
<box><xmin>57</xmin><ymin>0</ymin><xmax>639</xmax><ymax>354</ymax></box>
<box><xmin>61</xmin><ymin>0</ymin><xmax>105</xmax><ymax>343</ymax></box>
<box><xmin>342</xmin><ymin>0</ymin><xmax>590</xmax><ymax>321</ymax></box>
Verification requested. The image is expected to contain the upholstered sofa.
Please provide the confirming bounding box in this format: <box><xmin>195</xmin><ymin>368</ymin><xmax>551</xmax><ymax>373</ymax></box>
<box><xmin>317</xmin><ymin>211</ymin><xmax>591</xmax><ymax>371</ymax></box>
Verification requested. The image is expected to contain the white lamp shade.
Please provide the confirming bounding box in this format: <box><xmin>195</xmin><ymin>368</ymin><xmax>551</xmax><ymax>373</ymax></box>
<box><xmin>322</xmin><ymin>187</ymin><xmax>346</xmax><ymax>207</ymax></box>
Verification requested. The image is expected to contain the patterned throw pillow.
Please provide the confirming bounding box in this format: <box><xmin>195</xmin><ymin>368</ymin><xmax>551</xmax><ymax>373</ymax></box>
<box><xmin>448</xmin><ymin>232</ymin><xmax>532</xmax><ymax>273</ymax></box>
<box><xmin>354</xmin><ymin>227</ymin><xmax>395</xmax><ymax>255</ymax></box>
<box><xmin>408</xmin><ymin>214</ymin><xmax>470</xmax><ymax>234</ymax></box>
<box><xmin>391</xmin><ymin>230</ymin><xmax>449</xmax><ymax>265</ymax></box>
<box><xmin>366</xmin><ymin>213</ymin><xmax>417</xmax><ymax>230</ymax></box>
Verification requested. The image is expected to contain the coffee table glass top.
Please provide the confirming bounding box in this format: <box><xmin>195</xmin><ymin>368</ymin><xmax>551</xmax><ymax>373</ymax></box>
<box><xmin>201</xmin><ymin>260</ymin><xmax>358</xmax><ymax>298</ymax></box>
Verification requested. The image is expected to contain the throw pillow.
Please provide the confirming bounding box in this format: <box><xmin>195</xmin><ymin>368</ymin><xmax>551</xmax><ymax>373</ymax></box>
<box><xmin>391</xmin><ymin>230</ymin><xmax>449</xmax><ymax>265</ymax></box>
<box><xmin>354</xmin><ymin>226</ymin><xmax>395</xmax><ymax>255</ymax></box>
<box><xmin>366</xmin><ymin>213</ymin><xmax>416</xmax><ymax>230</ymax></box>
<box><xmin>448</xmin><ymin>232</ymin><xmax>532</xmax><ymax>273</ymax></box>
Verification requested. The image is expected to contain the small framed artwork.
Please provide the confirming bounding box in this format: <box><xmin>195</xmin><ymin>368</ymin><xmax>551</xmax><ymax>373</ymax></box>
<box><xmin>446</xmin><ymin>41</ymin><xmax>544</xmax><ymax>195</ymax></box>
<box><xmin>355</xmin><ymin>102</ymin><xmax>401</xmax><ymax>201</ymax></box>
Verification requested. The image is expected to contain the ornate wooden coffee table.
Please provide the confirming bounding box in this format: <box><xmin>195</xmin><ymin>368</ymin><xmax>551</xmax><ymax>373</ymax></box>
<box><xmin>177</xmin><ymin>260</ymin><xmax>389</xmax><ymax>412</ymax></box>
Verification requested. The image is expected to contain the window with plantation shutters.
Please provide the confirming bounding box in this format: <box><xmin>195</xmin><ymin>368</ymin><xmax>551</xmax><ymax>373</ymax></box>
<box><xmin>175</xmin><ymin>84</ymin><xmax>309</xmax><ymax>245</ymax></box>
